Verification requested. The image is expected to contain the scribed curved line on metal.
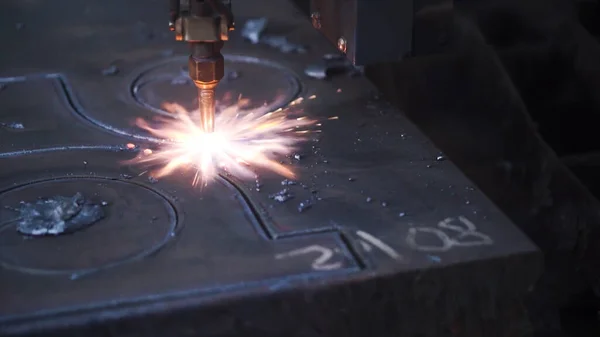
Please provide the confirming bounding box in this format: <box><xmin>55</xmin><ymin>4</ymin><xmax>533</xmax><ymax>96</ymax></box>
<box><xmin>0</xmin><ymin>176</ymin><xmax>179</xmax><ymax>278</ymax></box>
<box><xmin>0</xmin><ymin>146</ymin><xmax>362</xmax><ymax>326</ymax></box>
<box><xmin>0</xmin><ymin>73</ymin><xmax>362</xmax><ymax>325</ymax></box>
<box><xmin>129</xmin><ymin>54</ymin><xmax>303</xmax><ymax>117</ymax></box>
<box><xmin>0</xmin><ymin>73</ymin><xmax>345</xmax><ymax>243</ymax></box>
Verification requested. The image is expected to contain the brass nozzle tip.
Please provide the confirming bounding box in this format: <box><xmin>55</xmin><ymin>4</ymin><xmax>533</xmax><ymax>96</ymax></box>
<box><xmin>193</xmin><ymin>80</ymin><xmax>219</xmax><ymax>90</ymax></box>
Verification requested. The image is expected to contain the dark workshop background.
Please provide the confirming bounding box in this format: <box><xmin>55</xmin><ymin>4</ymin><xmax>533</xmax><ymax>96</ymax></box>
<box><xmin>362</xmin><ymin>0</ymin><xmax>600</xmax><ymax>336</ymax></box>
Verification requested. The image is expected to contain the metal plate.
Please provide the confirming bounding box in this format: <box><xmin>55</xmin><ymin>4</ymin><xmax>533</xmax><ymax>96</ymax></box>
<box><xmin>0</xmin><ymin>0</ymin><xmax>540</xmax><ymax>336</ymax></box>
<box><xmin>0</xmin><ymin>148</ymin><xmax>359</xmax><ymax>321</ymax></box>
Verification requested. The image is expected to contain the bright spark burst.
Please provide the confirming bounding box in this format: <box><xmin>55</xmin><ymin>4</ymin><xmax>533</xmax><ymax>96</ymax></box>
<box><xmin>129</xmin><ymin>97</ymin><xmax>318</xmax><ymax>186</ymax></box>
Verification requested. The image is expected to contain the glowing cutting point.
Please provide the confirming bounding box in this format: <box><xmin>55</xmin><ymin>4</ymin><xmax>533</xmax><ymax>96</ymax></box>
<box><xmin>128</xmin><ymin>100</ymin><xmax>317</xmax><ymax>187</ymax></box>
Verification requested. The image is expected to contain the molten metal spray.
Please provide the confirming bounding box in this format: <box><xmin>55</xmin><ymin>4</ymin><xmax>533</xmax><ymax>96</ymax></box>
<box><xmin>128</xmin><ymin>96</ymin><xmax>319</xmax><ymax>187</ymax></box>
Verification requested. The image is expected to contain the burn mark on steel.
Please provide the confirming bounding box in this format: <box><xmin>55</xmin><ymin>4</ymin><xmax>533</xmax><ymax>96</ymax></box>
<box><xmin>0</xmin><ymin>174</ymin><xmax>179</xmax><ymax>278</ymax></box>
<box><xmin>13</xmin><ymin>193</ymin><xmax>105</xmax><ymax>236</ymax></box>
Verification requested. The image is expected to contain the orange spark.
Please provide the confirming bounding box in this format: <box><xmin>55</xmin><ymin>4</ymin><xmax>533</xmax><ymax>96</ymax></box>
<box><xmin>128</xmin><ymin>99</ymin><xmax>317</xmax><ymax>186</ymax></box>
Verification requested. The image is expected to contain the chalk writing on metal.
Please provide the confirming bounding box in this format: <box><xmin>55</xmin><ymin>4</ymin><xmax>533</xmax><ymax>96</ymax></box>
<box><xmin>406</xmin><ymin>216</ymin><xmax>493</xmax><ymax>252</ymax></box>
<box><xmin>356</xmin><ymin>230</ymin><xmax>403</xmax><ymax>260</ymax></box>
<box><xmin>275</xmin><ymin>245</ymin><xmax>342</xmax><ymax>271</ymax></box>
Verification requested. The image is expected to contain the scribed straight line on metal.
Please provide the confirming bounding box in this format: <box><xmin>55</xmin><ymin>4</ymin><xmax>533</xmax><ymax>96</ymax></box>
<box><xmin>0</xmin><ymin>73</ymin><xmax>166</xmax><ymax>143</ymax></box>
<box><xmin>0</xmin><ymin>145</ymin><xmax>128</xmax><ymax>158</ymax></box>
<box><xmin>0</xmin><ymin>262</ymin><xmax>360</xmax><ymax>328</ymax></box>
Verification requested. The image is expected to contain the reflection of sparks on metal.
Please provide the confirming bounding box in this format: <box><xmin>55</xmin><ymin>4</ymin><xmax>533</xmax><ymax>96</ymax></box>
<box><xmin>129</xmin><ymin>97</ymin><xmax>319</xmax><ymax>187</ymax></box>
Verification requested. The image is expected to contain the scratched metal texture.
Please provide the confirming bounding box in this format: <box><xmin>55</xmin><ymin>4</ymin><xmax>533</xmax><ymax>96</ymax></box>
<box><xmin>0</xmin><ymin>0</ymin><xmax>540</xmax><ymax>336</ymax></box>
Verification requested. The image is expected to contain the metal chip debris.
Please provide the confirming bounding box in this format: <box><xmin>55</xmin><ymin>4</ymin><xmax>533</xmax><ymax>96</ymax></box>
<box><xmin>170</xmin><ymin>76</ymin><xmax>191</xmax><ymax>85</ymax></box>
<box><xmin>304</xmin><ymin>65</ymin><xmax>328</xmax><ymax>80</ymax></box>
<box><xmin>227</xmin><ymin>70</ymin><xmax>241</xmax><ymax>80</ymax></box>
<box><xmin>281</xmin><ymin>179</ymin><xmax>297</xmax><ymax>186</ymax></box>
<box><xmin>241</xmin><ymin>18</ymin><xmax>306</xmax><ymax>53</ymax></box>
<box><xmin>101</xmin><ymin>65</ymin><xmax>119</xmax><ymax>76</ymax></box>
<box><xmin>269</xmin><ymin>189</ymin><xmax>294</xmax><ymax>203</ymax></box>
<box><xmin>297</xmin><ymin>200</ymin><xmax>313</xmax><ymax>213</ymax></box>
<box><xmin>255</xmin><ymin>179</ymin><xmax>262</xmax><ymax>192</ymax></box>
<box><xmin>241</xmin><ymin>18</ymin><xmax>268</xmax><ymax>44</ymax></box>
<box><xmin>0</xmin><ymin>122</ymin><xmax>24</xmax><ymax>130</ymax></box>
<box><xmin>261</xmin><ymin>35</ymin><xmax>306</xmax><ymax>53</ymax></box>
<box><xmin>14</xmin><ymin>193</ymin><xmax>105</xmax><ymax>236</ymax></box>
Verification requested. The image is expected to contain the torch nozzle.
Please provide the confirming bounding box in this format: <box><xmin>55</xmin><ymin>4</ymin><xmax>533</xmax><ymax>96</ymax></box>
<box><xmin>195</xmin><ymin>82</ymin><xmax>218</xmax><ymax>133</ymax></box>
